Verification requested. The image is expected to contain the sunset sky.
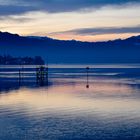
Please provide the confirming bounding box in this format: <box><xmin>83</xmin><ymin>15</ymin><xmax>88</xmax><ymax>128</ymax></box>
<box><xmin>0</xmin><ymin>0</ymin><xmax>140</xmax><ymax>41</ymax></box>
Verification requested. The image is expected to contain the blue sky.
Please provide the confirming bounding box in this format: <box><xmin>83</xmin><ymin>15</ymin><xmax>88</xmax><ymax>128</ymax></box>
<box><xmin>0</xmin><ymin>0</ymin><xmax>140</xmax><ymax>41</ymax></box>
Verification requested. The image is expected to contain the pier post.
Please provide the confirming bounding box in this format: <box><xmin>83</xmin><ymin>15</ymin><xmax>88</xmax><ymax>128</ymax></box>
<box><xmin>18</xmin><ymin>69</ymin><xmax>21</xmax><ymax>86</ymax></box>
<box><xmin>86</xmin><ymin>67</ymin><xmax>89</xmax><ymax>88</ymax></box>
<box><xmin>45</xmin><ymin>65</ymin><xmax>48</xmax><ymax>84</ymax></box>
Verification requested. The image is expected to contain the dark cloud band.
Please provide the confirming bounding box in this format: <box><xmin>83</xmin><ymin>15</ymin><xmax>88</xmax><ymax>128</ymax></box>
<box><xmin>0</xmin><ymin>5</ymin><xmax>37</xmax><ymax>16</ymax></box>
<box><xmin>0</xmin><ymin>0</ymin><xmax>140</xmax><ymax>16</ymax></box>
<box><xmin>50</xmin><ymin>26</ymin><xmax>140</xmax><ymax>36</ymax></box>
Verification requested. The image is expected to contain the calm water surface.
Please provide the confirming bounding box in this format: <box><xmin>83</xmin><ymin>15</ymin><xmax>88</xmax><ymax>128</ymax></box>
<box><xmin>0</xmin><ymin>64</ymin><xmax>140</xmax><ymax>140</ymax></box>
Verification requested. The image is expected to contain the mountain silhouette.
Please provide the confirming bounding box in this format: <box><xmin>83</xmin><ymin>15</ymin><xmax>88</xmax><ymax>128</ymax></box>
<box><xmin>0</xmin><ymin>31</ymin><xmax>140</xmax><ymax>63</ymax></box>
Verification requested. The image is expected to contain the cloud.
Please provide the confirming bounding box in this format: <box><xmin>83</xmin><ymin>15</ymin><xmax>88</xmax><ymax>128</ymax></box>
<box><xmin>0</xmin><ymin>16</ymin><xmax>32</xmax><ymax>23</ymax></box>
<box><xmin>33</xmin><ymin>0</ymin><xmax>140</xmax><ymax>13</ymax></box>
<box><xmin>0</xmin><ymin>0</ymin><xmax>140</xmax><ymax>16</ymax></box>
<box><xmin>0</xmin><ymin>5</ymin><xmax>37</xmax><ymax>16</ymax></box>
<box><xmin>49</xmin><ymin>26</ymin><xmax>140</xmax><ymax>36</ymax></box>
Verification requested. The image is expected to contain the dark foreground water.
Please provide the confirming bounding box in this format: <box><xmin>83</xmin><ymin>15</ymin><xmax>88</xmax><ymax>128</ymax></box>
<box><xmin>0</xmin><ymin>64</ymin><xmax>140</xmax><ymax>140</ymax></box>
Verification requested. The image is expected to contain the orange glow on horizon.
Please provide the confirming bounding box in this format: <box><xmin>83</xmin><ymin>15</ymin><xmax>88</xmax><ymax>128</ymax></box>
<box><xmin>46</xmin><ymin>33</ymin><xmax>140</xmax><ymax>42</ymax></box>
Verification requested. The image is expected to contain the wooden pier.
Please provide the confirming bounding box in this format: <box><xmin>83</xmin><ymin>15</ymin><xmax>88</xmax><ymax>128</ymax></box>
<box><xmin>18</xmin><ymin>65</ymin><xmax>48</xmax><ymax>86</ymax></box>
<box><xmin>36</xmin><ymin>65</ymin><xmax>48</xmax><ymax>86</ymax></box>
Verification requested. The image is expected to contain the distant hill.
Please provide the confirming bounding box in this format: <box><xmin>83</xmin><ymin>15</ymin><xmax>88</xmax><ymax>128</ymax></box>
<box><xmin>0</xmin><ymin>31</ymin><xmax>140</xmax><ymax>64</ymax></box>
<box><xmin>0</xmin><ymin>55</ymin><xmax>44</xmax><ymax>65</ymax></box>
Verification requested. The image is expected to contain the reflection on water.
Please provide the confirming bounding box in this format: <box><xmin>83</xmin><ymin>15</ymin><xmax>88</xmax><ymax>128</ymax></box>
<box><xmin>0</xmin><ymin>64</ymin><xmax>140</xmax><ymax>140</ymax></box>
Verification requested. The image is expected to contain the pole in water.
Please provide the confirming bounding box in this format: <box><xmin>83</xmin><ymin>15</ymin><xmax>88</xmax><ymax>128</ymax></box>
<box><xmin>45</xmin><ymin>58</ymin><xmax>49</xmax><ymax>84</ymax></box>
<box><xmin>22</xmin><ymin>65</ymin><xmax>24</xmax><ymax>82</ymax></box>
<box><xmin>45</xmin><ymin>65</ymin><xmax>48</xmax><ymax>84</ymax></box>
<box><xmin>19</xmin><ymin>69</ymin><xmax>21</xmax><ymax>86</ymax></box>
<box><xmin>36</xmin><ymin>66</ymin><xmax>39</xmax><ymax>84</ymax></box>
<box><xmin>86</xmin><ymin>67</ymin><xmax>89</xmax><ymax>88</ymax></box>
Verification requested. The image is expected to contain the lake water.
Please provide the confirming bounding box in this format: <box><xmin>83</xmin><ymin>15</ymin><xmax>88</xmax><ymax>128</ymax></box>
<box><xmin>0</xmin><ymin>64</ymin><xmax>140</xmax><ymax>140</ymax></box>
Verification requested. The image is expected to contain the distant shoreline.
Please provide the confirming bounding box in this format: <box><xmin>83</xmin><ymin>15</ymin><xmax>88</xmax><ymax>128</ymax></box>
<box><xmin>0</xmin><ymin>55</ymin><xmax>45</xmax><ymax>65</ymax></box>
